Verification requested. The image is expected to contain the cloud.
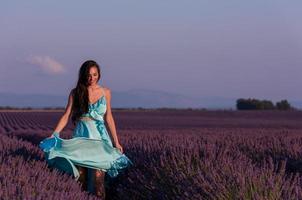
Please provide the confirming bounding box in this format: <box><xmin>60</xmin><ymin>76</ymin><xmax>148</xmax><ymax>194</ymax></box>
<box><xmin>27</xmin><ymin>55</ymin><xmax>66</xmax><ymax>75</ymax></box>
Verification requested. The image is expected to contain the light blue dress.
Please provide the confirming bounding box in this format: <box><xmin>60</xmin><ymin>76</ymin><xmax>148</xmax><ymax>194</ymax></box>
<box><xmin>39</xmin><ymin>88</ymin><xmax>133</xmax><ymax>181</ymax></box>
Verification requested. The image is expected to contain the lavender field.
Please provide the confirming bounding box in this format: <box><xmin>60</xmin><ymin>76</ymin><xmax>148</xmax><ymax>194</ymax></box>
<box><xmin>1</xmin><ymin>110</ymin><xmax>302</xmax><ymax>200</ymax></box>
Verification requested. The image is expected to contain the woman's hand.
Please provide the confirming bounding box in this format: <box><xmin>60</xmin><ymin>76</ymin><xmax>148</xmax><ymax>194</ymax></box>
<box><xmin>114</xmin><ymin>142</ymin><xmax>123</xmax><ymax>154</ymax></box>
<box><xmin>47</xmin><ymin>131</ymin><xmax>60</xmax><ymax>138</ymax></box>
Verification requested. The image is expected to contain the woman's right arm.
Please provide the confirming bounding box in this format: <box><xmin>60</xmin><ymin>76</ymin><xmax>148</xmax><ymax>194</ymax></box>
<box><xmin>49</xmin><ymin>90</ymin><xmax>74</xmax><ymax>137</ymax></box>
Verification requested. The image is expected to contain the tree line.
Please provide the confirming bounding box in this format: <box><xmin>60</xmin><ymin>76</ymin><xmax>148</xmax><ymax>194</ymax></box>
<box><xmin>236</xmin><ymin>98</ymin><xmax>293</xmax><ymax>110</ymax></box>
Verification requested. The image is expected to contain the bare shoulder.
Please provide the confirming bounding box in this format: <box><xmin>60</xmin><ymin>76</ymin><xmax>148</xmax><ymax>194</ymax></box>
<box><xmin>102</xmin><ymin>87</ymin><xmax>111</xmax><ymax>95</ymax></box>
<box><xmin>103</xmin><ymin>87</ymin><xmax>111</xmax><ymax>101</ymax></box>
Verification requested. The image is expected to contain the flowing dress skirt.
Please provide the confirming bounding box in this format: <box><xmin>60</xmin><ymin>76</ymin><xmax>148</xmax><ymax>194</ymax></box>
<box><xmin>39</xmin><ymin>119</ymin><xmax>133</xmax><ymax>183</ymax></box>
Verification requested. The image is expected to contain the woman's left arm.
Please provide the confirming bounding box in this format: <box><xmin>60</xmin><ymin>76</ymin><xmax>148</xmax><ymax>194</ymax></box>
<box><xmin>104</xmin><ymin>88</ymin><xmax>123</xmax><ymax>153</ymax></box>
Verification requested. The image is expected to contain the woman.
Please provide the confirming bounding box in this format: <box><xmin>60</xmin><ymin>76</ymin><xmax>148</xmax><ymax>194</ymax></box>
<box><xmin>39</xmin><ymin>60</ymin><xmax>133</xmax><ymax>199</ymax></box>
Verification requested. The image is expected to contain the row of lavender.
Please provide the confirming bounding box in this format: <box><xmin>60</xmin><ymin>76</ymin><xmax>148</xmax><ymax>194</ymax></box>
<box><xmin>1</xmin><ymin>110</ymin><xmax>302</xmax><ymax>133</ymax></box>
<box><xmin>4</xmin><ymin>129</ymin><xmax>302</xmax><ymax>199</ymax></box>
<box><xmin>1</xmin><ymin>111</ymin><xmax>302</xmax><ymax>199</ymax></box>
<box><xmin>115</xmin><ymin>128</ymin><xmax>302</xmax><ymax>199</ymax></box>
<box><xmin>0</xmin><ymin>132</ymin><xmax>100</xmax><ymax>200</ymax></box>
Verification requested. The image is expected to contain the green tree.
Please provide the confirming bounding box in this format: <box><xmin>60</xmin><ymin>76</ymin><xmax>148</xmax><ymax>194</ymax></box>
<box><xmin>276</xmin><ymin>100</ymin><xmax>291</xmax><ymax>110</ymax></box>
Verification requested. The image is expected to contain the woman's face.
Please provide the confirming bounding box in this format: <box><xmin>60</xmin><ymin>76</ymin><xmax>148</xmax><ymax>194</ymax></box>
<box><xmin>87</xmin><ymin>66</ymin><xmax>99</xmax><ymax>86</ymax></box>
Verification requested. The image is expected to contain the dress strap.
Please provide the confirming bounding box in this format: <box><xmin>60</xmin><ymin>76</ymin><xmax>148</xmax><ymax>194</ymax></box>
<box><xmin>101</xmin><ymin>87</ymin><xmax>105</xmax><ymax>97</ymax></box>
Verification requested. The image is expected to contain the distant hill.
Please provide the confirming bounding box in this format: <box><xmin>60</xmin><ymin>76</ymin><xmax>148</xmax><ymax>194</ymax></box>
<box><xmin>290</xmin><ymin>100</ymin><xmax>302</xmax><ymax>109</ymax></box>
<box><xmin>112</xmin><ymin>89</ymin><xmax>236</xmax><ymax>109</ymax></box>
<box><xmin>0</xmin><ymin>93</ymin><xmax>65</xmax><ymax>108</ymax></box>
<box><xmin>1</xmin><ymin>90</ymin><xmax>299</xmax><ymax>109</ymax></box>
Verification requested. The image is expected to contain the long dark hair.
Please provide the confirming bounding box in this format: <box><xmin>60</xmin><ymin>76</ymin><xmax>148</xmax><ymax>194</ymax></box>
<box><xmin>71</xmin><ymin>60</ymin><xmax>101</xmax><ymax>124</ymax></box>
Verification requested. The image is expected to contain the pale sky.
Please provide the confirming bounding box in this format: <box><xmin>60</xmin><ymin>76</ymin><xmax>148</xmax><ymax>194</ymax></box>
<box><xmin>1</xmin><ymin>0</ymin><xmax>302</xmax><ymax>101</ymax></box>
